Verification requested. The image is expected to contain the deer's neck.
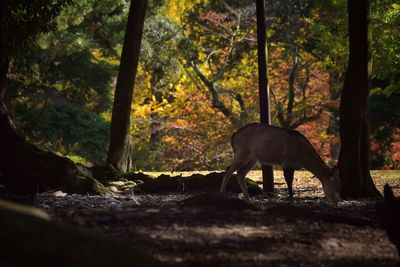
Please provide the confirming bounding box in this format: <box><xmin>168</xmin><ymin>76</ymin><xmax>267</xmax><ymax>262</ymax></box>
<box><xmin>303</xmin><ymin>153</ymin><xmax>332</xmax><ymax>182</ymax></box>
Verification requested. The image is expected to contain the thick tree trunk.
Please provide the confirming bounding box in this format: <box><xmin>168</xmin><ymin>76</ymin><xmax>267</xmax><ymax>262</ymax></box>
<box><xmin>338</xmin><ymin>0</ymin><xmax>380</xmax><ymax>198</ymax></box>
<box><xmin>107</xmin><ymin>0</ymin><xmax>147</xmax><ymax>172</ymax></box>
<box><xmin>0</xmin><ymin>0</ymin><xmax>107</xmax><ymax>195</ymax></box>
<box><xmin>0</xmin><ymin>0</ymin><xmax>7</xmax><ymax>108</ymax></box>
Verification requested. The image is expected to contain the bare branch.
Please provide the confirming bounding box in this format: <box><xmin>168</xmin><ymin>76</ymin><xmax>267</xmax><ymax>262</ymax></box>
<box><xmin>205</xmin><ymin>50</ymin><xmax>219</xmax><ymax>65</ymax></box>
<box><xmin>289</xmin><ymin>109</ymin><xmax>323</xmax><ymax>130</ymax></box>
<box><xmin>190</xmin><ymin>60</ymin><xmax>214</xmax><ymax>89</ymax></box>
<box><xmin>189</xmin><ymin>60</ymin><xmax>239</xmax><ymax>125</ymax></box>
<box><xmin>270</xmin><ymin>88</ymin><xmax>285</xmax><ymax>126</ymax></box>
<box><xmin>197</xmin><ymin>23</ymin><xmax>229</xmax><ymax>40</ymax></box>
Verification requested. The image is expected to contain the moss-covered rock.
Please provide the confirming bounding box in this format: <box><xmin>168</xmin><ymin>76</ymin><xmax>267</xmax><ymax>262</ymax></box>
<box><xmin>120</xmin><ymin>171</ymin><xmax>155</xmax><ymax>183</ymax></box>
<box><xmin>135</xmin><ymin>174</ymin><xmax>183</xmax><ymax>193</ymax></box>
<box><xmin>64</xmin><ymin>176</ymin><xmax>113</xmax><ymax>196</ymax></box>
<box><xmin>0</xmin><ymin>125</ymin><xmax>110</xmax><ymax>196</ymax></box>
<box><xmin>0</xmin><ymin>199</ymin><xmax>166</xmax><ymax>267</ymax></box>
<box><xmin>90</xmin><ymin>164</ymin><xmax>120</xmax><ymax>182</ymax></box>
<box><xmin>134</xmin><ymin>172</ymin><xmax>263</xmax><ymax>195</ymax></box>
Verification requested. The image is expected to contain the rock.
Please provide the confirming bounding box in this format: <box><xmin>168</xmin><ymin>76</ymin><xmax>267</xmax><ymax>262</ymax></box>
<box><xmin>121</xmin><ymin>172</ymin><xmax>155</xmax><ymax>183</ymax></box>
<box><xmin>135</xmin><ymin>172</ymin><xmax>263</xmax><ymax>195</ymax></box>
<box><xmin>0</xmin><ymin>200</ymin><xmax>166</xmax><ymax>267</ymax></box>
<box><xmin>64</xmin><ymin>176</ymin><xmax>114</xmax><ymax>196</ymax></box>
<box><xmin>90</xmin><ymin>164</ymin><xmax>120</xmax><ymax>181</ymax></box>
<box><xmin>108</xmin><ymin>181</ymin><xmax>126</xmax><ymax>187</ymax></box>
<box><xmin>53</xmin><ymin>191</ymin><xmax>67</xmax><ymax>197</ymax></box>
<box><xmin>0</xmin><ymin>199</ymin><xmax>50</xmax><ymax>220</ymax></box>
<box><xmin>109</xmin><ymin>186</ymin><xmax>119</xmax><ymax>192</ymax></box>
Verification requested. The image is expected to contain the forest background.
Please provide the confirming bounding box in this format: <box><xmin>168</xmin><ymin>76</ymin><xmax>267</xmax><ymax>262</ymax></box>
<box><xmin>5</xmin><ymin>0</ymin><xmax>400</xmax><ymax>171</ymax></box>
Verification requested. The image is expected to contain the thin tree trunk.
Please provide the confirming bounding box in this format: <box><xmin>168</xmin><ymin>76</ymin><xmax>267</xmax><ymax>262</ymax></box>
<box><xmin>256</xmin><ymin>0</ymin><xmax>274</xmax><ymax>193</ymax></box>
<box><xmin>107</xmin><ymin>0</ymin><xmax>147</xmax><ymax>172</ymax></box>
<box><xmin>338</xmin><ymin>0</ymin><xmax>380</xmax><ymax>198</ymax></box>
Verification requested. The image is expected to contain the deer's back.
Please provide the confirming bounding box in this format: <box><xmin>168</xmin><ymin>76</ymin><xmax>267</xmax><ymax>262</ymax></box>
<box><xmin>231</xmin><ymin>123</ymin><xmax>314</xmax><ymax>168</ymax></box>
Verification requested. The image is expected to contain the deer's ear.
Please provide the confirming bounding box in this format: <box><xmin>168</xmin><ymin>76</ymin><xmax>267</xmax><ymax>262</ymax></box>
<box><xmin>384</xmin><ymin>184</ymin><xmax>395</xmax><ymax>203</ymax></box>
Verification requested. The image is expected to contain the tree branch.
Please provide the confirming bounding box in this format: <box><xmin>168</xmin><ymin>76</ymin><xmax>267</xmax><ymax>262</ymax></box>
<box><xmin>289</xmin><ymin>109</ymin><xmax>323</xmax><ymax>130</ymax></box>
<box><xmin>270</xmin><ymin>88</ymin><xmax>285</xmax><ymax>126</ymax></box>
<box><xmin>189</xmin><ymin>60</ymin><xmax>239</xmax><ymax>125</ymax></box>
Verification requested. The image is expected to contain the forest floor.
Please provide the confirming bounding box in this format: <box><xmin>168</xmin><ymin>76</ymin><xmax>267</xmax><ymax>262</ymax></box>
<box><xmin>19</xmin><ymin>171</ymin><xmax>400</xmax><ymax>266</ymax></box>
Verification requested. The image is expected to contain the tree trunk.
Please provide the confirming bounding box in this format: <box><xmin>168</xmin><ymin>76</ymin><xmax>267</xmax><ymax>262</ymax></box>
<box><xmin>256</xmin><ymin>0</ymin><xmax>274</xmax><ymax>193</ymax></box>
<box><xmin>107</xmin><ymin>0</ymin><xmax>147</xmax><ymax>172</ymax></box>
<box><xmin>0</xmin><ymin>0</ymin><xmax>107</xmax><ymax>195</ymax></box>
<box><xmin>0</xmin><ymin>0</ymin><xmax>7</xmax><ymax>108</ymax></box>
<box><xmin>338</xmin><ymin>0</ymin><xmax>380</xmax><ymax>198</ymax></box>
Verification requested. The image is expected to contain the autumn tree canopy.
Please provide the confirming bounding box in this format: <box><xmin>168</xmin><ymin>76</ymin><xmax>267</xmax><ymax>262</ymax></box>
<box><xmin>3</xmin><ymin>0</ymin><xmax>400</xmax><ymax>171</ymax></box>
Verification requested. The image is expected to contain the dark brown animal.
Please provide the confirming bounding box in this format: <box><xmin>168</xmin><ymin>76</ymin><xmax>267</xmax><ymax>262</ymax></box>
<box><xmin>383</xmin><ymin>184</ymin><xmax>400</xmax><ymax>257</ymax></box>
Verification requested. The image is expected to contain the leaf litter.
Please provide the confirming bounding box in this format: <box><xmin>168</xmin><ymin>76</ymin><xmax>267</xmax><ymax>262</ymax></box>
<box><xmin>20</xmin><ymin>171</ymin><xmax>400</xmax><ymax>266</ymax></box>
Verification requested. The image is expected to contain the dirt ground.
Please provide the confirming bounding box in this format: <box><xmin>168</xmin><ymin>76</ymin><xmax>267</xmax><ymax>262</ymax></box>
<box><xmin>22</xmin><ymin>171</ymin><xmax>400</xmax><ymax>266</ymax></box>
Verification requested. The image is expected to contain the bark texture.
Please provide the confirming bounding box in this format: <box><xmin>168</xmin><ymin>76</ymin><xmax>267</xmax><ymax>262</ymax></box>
<box><xmin>107</xmin><ymin>0</ymin><xmax>147</xmax><ymax>172</ymax></box>
<box><xmin>338</xmin><ymin>0</ymin><xmax>380</xmax><ymax>198</ymax></box>
<box><xmin>0</xmin><ymin>0</ymin><xmax>8</xmax><ymax>107</ymax></box>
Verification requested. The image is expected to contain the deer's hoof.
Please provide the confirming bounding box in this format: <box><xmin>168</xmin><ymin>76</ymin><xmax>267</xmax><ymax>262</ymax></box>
<box><xmin>238</xmin><ymin>193</ymin><xmax>251</xmax><ymax>203</ymax></box>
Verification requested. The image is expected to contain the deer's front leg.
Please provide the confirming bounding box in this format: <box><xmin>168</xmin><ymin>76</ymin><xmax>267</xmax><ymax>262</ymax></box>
<box><xmin>283</xmin><ymin>167</ymin><xmax>295</xmax><ymax>199</ymax></box>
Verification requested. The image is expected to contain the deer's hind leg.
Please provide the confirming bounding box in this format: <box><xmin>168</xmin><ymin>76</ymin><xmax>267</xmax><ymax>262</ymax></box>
<box><xmin>220</xmin><ymin>162</ymin><xmax>244</xmax><ymax>195</ymax></box>
<box><xmin>283</xmin><ymin>167</ymin><xmax>295</xmax><ymax>199</ymax></box>
<box><xmin>236</xmin><ymin>159</ymin><xmax>257</xmax><ymax>203</ymax></box>
<box><xmin>220</xmin><ymin>153</ymin><xmax>252</xmax><ymax>195</ymax></box>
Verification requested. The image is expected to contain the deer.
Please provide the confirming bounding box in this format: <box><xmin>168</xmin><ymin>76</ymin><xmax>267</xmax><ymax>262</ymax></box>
<box><xmin>219</xmin><ymin>123</ymin><xmax>341</xmax><ymax>205</ymax></box>
<box><xmin>382</xmin><ymin>184</ymin><xmax>400</xmax><ymax>257</ymax></box>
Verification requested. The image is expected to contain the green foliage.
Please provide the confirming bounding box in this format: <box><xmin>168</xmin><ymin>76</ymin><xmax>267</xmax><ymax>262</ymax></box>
<box><xmin>6</xmin><ymin>0</ymin><xmax>128</xmax><ymax>164</ymax></box>
<box><xmin>140</xmin><ymin>13</ymin><xmax>183</xmax><ymax>98</ymax></box>
<box><xmin>6</xmin><ymin>0</ymin><xmax>73</xmax><ymax>57</ymax></box>
<box><xmin>306</xmin><ymin>0</ymin><xmax>348</xmax><ymax>72</ymax></box>
<box><xmin>40</xmin><ymin>51</ymin><xmax>116</xmax><ymax>112</ymax></box>
<box><xmin>369</xmin><ymin>0</ymin><xmax>400</xmax><ymax>168</ymax></box>
<box><xmin>369</xmin><ymin>92</ymin><xmax>400</xmax><ymax>169</ymax></box>
<box><xmin>12</xmin><ymin>100</ymin><xmax>110</xmax><ymax>164</ymax></box>
<box><xmin>11</xmin><ymin>0</ymin><xmax>127</xmax><ymax>112</ymax></box>
<box><xmin>371</xmin><ymin>0</ymin><xmax>400</xmax><ymax>96</ymax></box>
